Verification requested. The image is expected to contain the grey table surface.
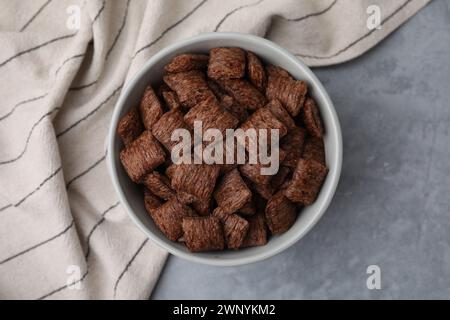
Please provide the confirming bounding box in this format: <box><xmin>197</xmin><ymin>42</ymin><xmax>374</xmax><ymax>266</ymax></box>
<box><xmin>152</xmin><ymin>0</ymin><xmax>450</xmax><ymax>300</ymax></box>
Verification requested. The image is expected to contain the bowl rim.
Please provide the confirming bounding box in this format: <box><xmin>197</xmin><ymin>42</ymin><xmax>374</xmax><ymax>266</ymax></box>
<box><xmin>107</xmin><ymin>32</ymin><xmax>343</xmax><ymax>267</ymax></box>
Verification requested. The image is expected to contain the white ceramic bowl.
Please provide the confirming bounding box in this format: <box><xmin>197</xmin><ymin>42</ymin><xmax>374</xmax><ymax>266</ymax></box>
<box><xmin>107</xmin><ymin>33</ymin><xmax>342</xmax><ymax>266</ymax></box>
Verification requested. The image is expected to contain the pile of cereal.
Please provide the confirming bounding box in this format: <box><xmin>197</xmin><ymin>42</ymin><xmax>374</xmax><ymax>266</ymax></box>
<box><xmin>118</xmin><ymin>48</ymin><xmax>328</xmax><ymax>252</ymax></box>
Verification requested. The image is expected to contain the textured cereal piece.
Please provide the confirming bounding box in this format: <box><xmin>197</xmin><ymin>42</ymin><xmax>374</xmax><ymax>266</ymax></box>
<box><xmin>212</xmin><ymin>206</ymin><xmax>229</xmax><ymax>221</ymax></box>
<box><xmin>162</xmin><ymin>90</ymin><xmax>181</xmax><ymax>110</ymax></box>
<box><xmin>242</xmin><ymin>213</ymin><xmax>267</xmax><ymax>247</ymax></box>
<box><xmin>214</xmin><ymin>169</ymin><xmax>252</xmax><ymax>214</ymax></box>
<box><xmin>212</xmin><ymin>208</ymin><xmax>249</xmax><ymax>250</ymax></box>
<box><xmin>211</xmin><ymin>84</ymin><xmax>249</xmax><ymax>123</ymax></box>
<box><xmin>281</xmin><ymin>126</ymin><xmax>307</xmax><ymax>168</ymax></box>
<box><xmin>271</xmin><ymin>166</ymin><xmax>291</xmax><ymax>190</ymax></box>
<box><xmin>207</xmin><ymin>79</ymin><xmax>226</xmax><ymax>99</ymax></box>
<box><xmin>162</xmin><ymin>157</ymin><xmax>174</xmax><ymax>169</ymax></box>
<box><xmin>171</xmin><ymin>164</ymin><xmax>220</xmax><ymax>201</ymax></box>
<box><xmin>158</xmin><ymin>83</ymin><xmax>171</xmax><ymax>97</ymax></box>
<box><xmin>302</xmin><ymin>97</ymin><xmax>324</xmax><ymax>138</ymax></box>
<box><xmin>150</xmin><ymin>198</ymin><xmax>197</xmax><ymax>241</ymax></box>
<box><xmin>238</xmin><ymin>108</ymin><xmax>288</xmax><ymax>156</ymax></box>
<box><xmin>217</xmin><ymin>79</ymin><xmax>266</xmax><ymax>111</ymax></box>
<box><xmin>303</xmin><ymin>136</ymin><xmax>326</xmax><ymax>165</ymax></box>
<box><xmin>253</xmin><ymin>193</ymin><xmax>268</xmax><ymax>211</ymax></box>
<box><xmin>239</xmin><ymin>149</ymin><xmax>286</xmax><ymax>186</ymax></box>
<box><xmin>152</xmin><ymin>109</ymin><xmax>190</xmax><ymax>151</ymax></box>
<box><xmin>139</xmin><ymin>86</ymin><xmax>164</xmax><ymax>129</ymax></box>
<box><xmin>161</xmin><ymin>158</ymin><xmax>175</xmax><ymax>179</ymax></box>
<box><xmin>177</xmin><ymin>191</ymin><xmax>197</xmax><ymax>205</ymax></box>
<box><xmin>182</xmin><ymin>216</ymin><xmax>225</xmax><ymax>252</ymax></box>
<box><xmin>220</xmin><ymin>95</ymin><xmax>249</xmax><ymax>123</ymax></box>
<box><xmin>223</xmin><ymin>214</ymin><xmax>249</xmax><ymax>249</ymax></box>
<box><xmin>208</xmin><ymin>47</ymin><xmax>246</xmax><ymax>80</ymax></box>
<box><xmin>119</xmin><ymin>131</ymin><xmax>166</xmax><ymax>182</ymax></box>
<box><xmin>239</xmin><ymin>198</ymin><xmax>256</xmax><ymax>216</ymax></box>
<box><xmin>266</xmin><ymin>75</ymin><xmax>307</xmax><ymax>117</ymax></box>
<box><xmin>117</xmin><ymin>108</ymin><xmax>143</xmax><ymax>146</ymax></box>
<box><xmin>219</xmin><ymin>154</ymin><xmax>238</xmax><ymax>174</ymax></box>
<box><xmin>247</xmin><ymin>51</ymin><xmax>267</xmax><ymax>93</ymax></box>
<box><xmin>220</xmin><ymin>163</ymin><xmax>238</xmax><ymax>175</ymax></box>
<box><xmin>165</xmin><ymin>163</ymin><xmax>177</xmax><ymax>180</ymax></box>
<box><xmin>164</xmin><ymin>70</ymin><xmax>215</xmax><ymax>108</ymax></box>
<box><xmin>192</xmin><ymin>198</ymin><xmax>212</xmax><ymax>216</ymax></box>
<box><xmin>252</xmin><ymin>182</ymin><xmax>274</xmax><ymax>200</ymax></box>
<box><xmin>265</xmin><ymin>99</ymin><xmax>296</xmax><ymax>130</ymax></box>
<box><xmin>143</xmin><ymin>189</ymin><xmax>162</xmax><ymax>215</ymax></box>
<box><xmin>284</xmin><ymin>159</ymin><xmax>328</xmax><ymax>205</ymax></box>
<box><xmin>266</xmin><ymin>64</ymin><xmax>293</xmax><ymax>79</ymax></box>
<box><xmin>142</xmin><ymin>171</ymin><xmax>176</xmax><ymax>201</ymax></box>
<box><xmin>184</xmin><ymin>96</ymin><xmax>239</xmax><ymax>135</ymax></box>
<box><xmin>240</xmin><ymin>163</ymin><xmax>272</xmax><ymax>186</ymax></box>
<box><xmin>265</xmin><ymin>191</ymin><xmax>297</xmax><ymax>234</ymax></box>
<box><xmin>165</xmin><ymin>54</ymin><xmax>209</xmax><ymax>73</ymax></box>
<box><xmin>279</xmin><ymin>179</ymin><xmax>292</xmax><ymax>192</ymax></box>
<box><xmin>239</xmin><ymin>107</ymin><xmax>288</xmax><ymax>148</ymax></box>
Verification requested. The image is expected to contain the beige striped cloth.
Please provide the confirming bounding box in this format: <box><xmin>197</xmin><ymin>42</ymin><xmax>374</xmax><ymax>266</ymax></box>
<box><xmin>0</xmin><ymin>0</ymin><xmax>429</xmax><ymax>300</ymax></box>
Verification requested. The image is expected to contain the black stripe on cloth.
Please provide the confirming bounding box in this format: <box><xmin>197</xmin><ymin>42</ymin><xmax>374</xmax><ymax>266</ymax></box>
<box><xmin>37</xmin><ymin>269</ymin><xmax>89</xmax><ymax>300</ymax></box>
<box><xmin>0</xmin><ymin>167</ymin><xmax>62</xmax><ymax>213</ymax></box>
<box><xmin>0</xmin><ymin>204</ymin><xmax>12</xmax><ymax>212</ymax></box>
<box><xmin>20</xmin><ymin>0</ymin><xmax>53</xmax><ymax>32</ymax></box>
<box><xmin>0</xmin><ymin>220</ymin><xmax>74</xmax><ymax>265</ymax></box>
<box><xmin>56</xmin><ymin>84</ymin><xmax>123</xmax><ymax>138</ymax></box>
<box><xmin>133</xmin><ymin>0</ymin><xmax>208</xmax><ymax>59</ymax></box>
<box><xmin>1</xmin><ymin>49</ymin><xmax>88</xmax><ymax>121</ymax></box>
<box><xmin>54</xmin><ymin>53</ymin><xmax>85</xmax><ymax>76</ymax></box>
<box><xmin>66</xmin><ymin>154</ymin><xmax>106</xmax><ymax>189</ymax></box>
<box><xmin>0</xmin><ymin>107</ymin><xmax>60</xmax><ymax>166</ymax></box>
<box><xmin>0</xmin><ymin>150</ymin><xmax>105</xmax><ymax>215</ymax></box>
<box><xmin>113</xmin><ymin>238</ymin><xmax>149</xmax><ymax>299</ymax></box>
<box><xmin>15</xmin><ymin>167</ymin><xmax>62</xmax><ymax>207</ymax></box>
<box><xmin>214</xmin><ymin>0</ymin><xmax>265</xmax><ymax>32</ymax></box>
<box><xmin>38</xmin><ymin>201</ymin><xmax>121</xmax><ymax>299</ymax></box>
<box><xmin>295</xmin><ymin>0</ymin><xmax>413</xmax><ymax>60</ymax></box>
<box><xmin>286</xmin><ymin>0</ymin><xmax>337</xmax><ymax>21</ymax></box>
<box><xmin>0</xmin><ymin>93</ymin><xmax>49</xmax><ymax>122</ymax></box>
<box><xmin>84</xmin><ymin>202</ymin><xmax>120</xmax><ymax>259</ymax></box>
<box><xmin>0</xmin><ymin>33</ymin><xmax>76</xmax><ymax>69</ymax></box>
<box><xmin>92</xmin><ymin>0</ymin><xmax>106</xmax><ymax>23</ymax></box>
<box><xmin>69</xmin><ymin>80</ymin><xmax>98</xmax><ymax>91</ymax></box>
<box><xmin>105</xmin><ymin>0</ymin><xmax>131</xmax><ymax>61</ymax></box>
